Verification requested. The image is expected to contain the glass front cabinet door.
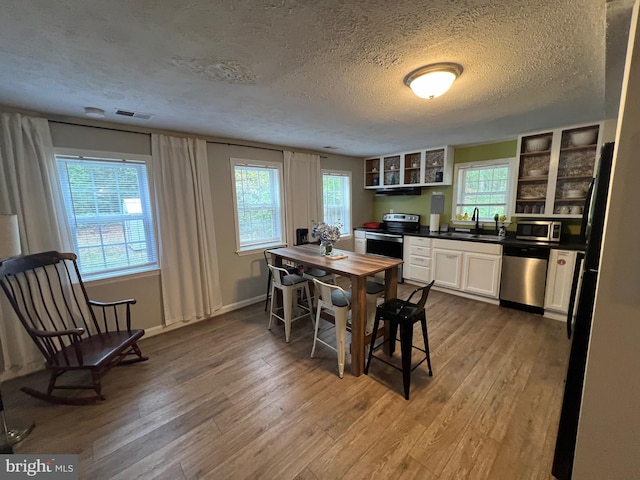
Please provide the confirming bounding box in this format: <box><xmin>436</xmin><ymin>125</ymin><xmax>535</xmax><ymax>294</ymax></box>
<box><xmin>513</xmin><ymin>123</ymin><xmax>601</xmax><ymax>217</ymax></box>
<box><xmin>364</xmin><ymin>146</ymin><xmax>453</xmax><ymax>189</ymax></box>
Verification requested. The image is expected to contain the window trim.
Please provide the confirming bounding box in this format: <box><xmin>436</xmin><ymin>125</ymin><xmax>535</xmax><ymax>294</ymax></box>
<box><xmin>321</xmin><ymin>169</ymin><xmax>352</xmax><ymax>239</ymax></box>
<box><xmin>452</xmin><ymin>157</ymin><xmax>517</xmax><ymax>224</ymax></box>
<box><xmin>230</xmin><ymin>158</ymin><xmax>286</xmax><ymax>254</ymax></box>
<box><xmin>54</xmin><ymin>148</ymin><xmax>159</xmax><ymax>280</ymax></box>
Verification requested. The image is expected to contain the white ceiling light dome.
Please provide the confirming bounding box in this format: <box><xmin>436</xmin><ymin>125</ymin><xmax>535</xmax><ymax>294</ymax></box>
<box><xmin>404</xmin><ymin>63</ymin><xmax>463</xmax><ymax>99</ymax></box>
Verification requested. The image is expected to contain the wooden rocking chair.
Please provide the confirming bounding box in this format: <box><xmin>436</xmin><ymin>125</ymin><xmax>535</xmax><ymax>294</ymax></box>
<box><xmin>0</xmin><ymin>251</ymin><xmax>148</xmax><ymax>405</ymax></box>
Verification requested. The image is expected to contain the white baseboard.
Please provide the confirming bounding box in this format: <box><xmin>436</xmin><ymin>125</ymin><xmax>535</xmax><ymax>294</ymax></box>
<box><xmin>430</xmin><ymin>284</ymin><xmax>500</xmax><ymax>305</ymax></box>
<box><xmin>543</xmin><ymin>310</ymin><xmax>569</xmax><ymax>322</ymax></box>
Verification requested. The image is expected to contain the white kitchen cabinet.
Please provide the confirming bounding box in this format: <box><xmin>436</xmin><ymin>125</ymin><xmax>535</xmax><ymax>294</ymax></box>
<box><xmin>402</xmin><ymin>151</ymin><xmax>423</xmax><ymax>186</ymax></box>
<box><xmin>544</xmin><ymin>249</ymin><xmax>578</xmax><ymax>316</ymax></box>
<box><xmin>462</xmin><ymin>252</ymin><xmax>502</xmax><ymax>298</ymax></box>
<box><xmin>432</xmin><ymin>248</ymin><xmax>463</xmax><ymax>290</ymax></box>
<box><xmin>423</xmin><ymin>146</ymin><xmax>454</xmax><ymax>186</ymax></box>
<box><xmin>403</xmin><ymin>235</ymin><xmax>432</xmax><ymax>283</ymax></box>
<box><xmin>354</xmin><ymin>230</ymin><xmax>366</xmax><ymax>254</ymax></box>
<box><xmin>432</xmin><ymin>239</ymin><xmax>502</xmax><ymax>300</ymax></box>
<box><xmin>513</xmin><ymin>122</ymin><xmax>602</xmax><ymax>218</ymax></box>
<box><xmin>364</xmin><ymin>157</ymin><xmax>382</xmax><ymax>188</ymax></box>
<box><xmin>364</xmin><ymin>146</ymin><xmax>453</xmax><ymax>189</ymax></box>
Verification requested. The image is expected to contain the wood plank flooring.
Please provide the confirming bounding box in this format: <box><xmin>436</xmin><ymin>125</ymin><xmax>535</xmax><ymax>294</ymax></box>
<box><xmin>3</xmin><ymin>283</ymin><xmax>571</xmax><ymax>479</ymax></box>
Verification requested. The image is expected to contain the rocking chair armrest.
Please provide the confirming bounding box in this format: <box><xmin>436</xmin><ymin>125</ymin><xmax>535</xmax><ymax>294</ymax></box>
<box><xmin>89</xmin><ymin>299</ymin><xmax>136</xmax><ymax>331</ymax></box>
<box><xmin>89</xmin><ymin>299</ymin><xmax>137</xmax><ymax>307</ymax></box>
<box><xmin>29</xmin><ymin>327</ymin><xmax>85</xmax><ymax>339</ymax></box>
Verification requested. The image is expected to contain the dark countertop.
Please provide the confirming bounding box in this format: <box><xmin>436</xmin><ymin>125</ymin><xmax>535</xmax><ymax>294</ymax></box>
<box><xmin>354</xmin><ymin>226</ymin><xmax>586</xmax><ymax>251</ymax></box>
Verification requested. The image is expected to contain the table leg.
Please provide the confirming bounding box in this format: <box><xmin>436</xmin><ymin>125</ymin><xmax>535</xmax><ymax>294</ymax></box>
<box><xmin>350</xmin><ymin>275</ymin><xmax>366</xmax><ymax>376</ymax></box>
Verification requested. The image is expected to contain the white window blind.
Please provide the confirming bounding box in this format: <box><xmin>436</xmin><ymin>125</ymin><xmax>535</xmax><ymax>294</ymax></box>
<box><xmin>232</xmin><ymin>160</ymin><xmax>285</xmax><ymax>251</ymax></box>
<box><xmin>322</xmin><ymin>170</ymin><xmax>351</xmax><ymax>235</ymax></box>
<box><xmin>56</xmin><ymin>155</ymin><xmax>158</xmax><ymax>278</ymax></box>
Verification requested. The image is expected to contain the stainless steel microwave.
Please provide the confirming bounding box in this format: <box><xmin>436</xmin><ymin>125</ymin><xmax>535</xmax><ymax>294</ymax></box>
<box><xmin>516</xmin><ymin>221</ymin><xmax>562</xmax><ymax>242</ymax></box>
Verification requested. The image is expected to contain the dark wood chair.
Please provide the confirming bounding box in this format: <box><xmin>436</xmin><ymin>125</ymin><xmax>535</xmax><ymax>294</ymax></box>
<box><xmin>0</xmin><ymin>251</ymin><xmax>148</xmax><ymax>405</ymax></box>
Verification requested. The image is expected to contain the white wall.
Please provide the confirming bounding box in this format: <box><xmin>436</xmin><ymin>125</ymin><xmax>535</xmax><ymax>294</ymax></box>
<box><xmin>573</xmin><ymin>1</ymin><xmax>640</xmax><ymax>478</ymax></box>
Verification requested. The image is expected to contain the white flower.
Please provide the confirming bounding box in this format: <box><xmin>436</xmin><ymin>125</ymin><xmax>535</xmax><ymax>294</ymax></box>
<box><xmin>311</xmin><ymin>221</ymin><xmax>342</xmax><ymax>243</ymax></box>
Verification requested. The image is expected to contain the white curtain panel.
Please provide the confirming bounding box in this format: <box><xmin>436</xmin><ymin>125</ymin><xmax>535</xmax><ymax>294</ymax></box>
<box><xmin>0</xmin><ymin>113</ymin><xmax>73</xmax><ymax>377</ymax></box>
<box><xmin>283</xmin><ymin>151</ymin><xmax>322</xmax><ymax>245</ymax></box>
<box><xmin>151</xmin><ymin>134</ymin><xmax>222</xmax><ymax>325</ymax></box>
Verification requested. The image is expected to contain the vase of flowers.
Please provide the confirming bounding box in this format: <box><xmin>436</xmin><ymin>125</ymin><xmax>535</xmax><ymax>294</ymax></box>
<box><xmin>311</xmin><ymin>221</ymin><xmax>342</xmax><ymax>256</ymax></box>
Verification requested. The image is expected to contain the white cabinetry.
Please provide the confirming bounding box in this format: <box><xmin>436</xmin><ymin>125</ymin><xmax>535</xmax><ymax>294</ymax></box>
<box><xmin>364</xmin><ymin>146</ymin><xmax>453</xmax><ymax>189</ymax></box>
<box><xmin>544</xmin><ymin>249</ymin><xmax>578</xmax><ymax>318</ymax></box>
<box><xmin>463</xmin><ymin>252</ymin><xmax>502</xmax><ymax>298</ymax></box>
<box><xmin>432</xmin><ymin>239</ymin><xmax>503</xmax><ymax>300</ymax></box>
<box><xmin>354</xmin><ymin>230</ymin><xmax>366</xmax><ymax>254</ymax></box>
<box><xmin>432</xmin><ymin>248</ymin><xmax>463</xmax><ymax>289</ymax></box>
<box><xmin>403</xmin><ymin>236</ymin><xmax>432</xmax><ymax>283</ymax></box>
<box><xmin>514</xmin><ymin>123</ymin><xmax>602</xmax><ymax>218</ymax></box>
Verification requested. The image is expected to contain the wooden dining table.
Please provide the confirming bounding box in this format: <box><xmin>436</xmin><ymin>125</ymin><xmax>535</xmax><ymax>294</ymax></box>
<box><xmin>267</xmin><ymin>244</ymin><xmax>403</xmax><ymax>376</ymax></box>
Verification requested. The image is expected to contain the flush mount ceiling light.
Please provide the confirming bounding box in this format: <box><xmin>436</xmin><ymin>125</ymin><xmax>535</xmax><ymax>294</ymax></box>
<box><xmin>84</xmin><ymin>107</ymin><xmax>105</xmax><ymax>118</ymax></box>
<box><xmin>404</xmin><ymin>63</ymin><xmax>463</xmax><ymax>99</ymax></box>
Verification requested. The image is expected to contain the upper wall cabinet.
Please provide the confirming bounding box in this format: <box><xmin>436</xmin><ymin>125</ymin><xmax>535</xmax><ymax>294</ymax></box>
<box><xmin>364</xmin><ymin>146</ymin><xmax>453</xmax><ymax>189</ymax></box>
<box><xmin>513</xmin><ymin>123</ymin><xmax>602</xmax><ymax>218</ymax></box>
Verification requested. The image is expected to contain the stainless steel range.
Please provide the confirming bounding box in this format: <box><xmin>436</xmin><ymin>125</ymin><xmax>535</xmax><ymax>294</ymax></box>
<box><xmin>365</xmin><ymin>213</ymin><xmax>420</xmax><ymax>282</ymax></box>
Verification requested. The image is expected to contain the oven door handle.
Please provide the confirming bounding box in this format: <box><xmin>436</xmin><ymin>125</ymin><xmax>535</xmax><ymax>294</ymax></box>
<box><xmin>365</xmin><ymin>233</ymin><xmax>403</xmax><ymax>242</ymax></box>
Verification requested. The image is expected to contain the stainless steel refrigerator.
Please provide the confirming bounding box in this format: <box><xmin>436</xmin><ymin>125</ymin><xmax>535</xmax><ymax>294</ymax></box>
<box><xmin>552</xmin><ymin>142</ymin><xmax>615</xmax><ymax>479</ymax></box>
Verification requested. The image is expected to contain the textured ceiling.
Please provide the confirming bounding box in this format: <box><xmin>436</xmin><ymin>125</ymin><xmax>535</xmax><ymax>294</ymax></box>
<box><xmin>0</xmin><ymin>0</ymin><xmax>634</xmax><ymax>157</ymax></box>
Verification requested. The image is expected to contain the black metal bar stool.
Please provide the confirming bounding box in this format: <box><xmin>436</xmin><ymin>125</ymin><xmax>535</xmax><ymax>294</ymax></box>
<box><xmin>365</xmin><ymin>280</ymin><xmax>434</xmax><ymax>400</ymax></box>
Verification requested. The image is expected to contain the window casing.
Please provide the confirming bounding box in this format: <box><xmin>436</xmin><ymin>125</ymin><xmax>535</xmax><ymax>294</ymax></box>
<box><xmin>322</xmin><ymin>170</ymin><xmax>351</xmax><ymax>237</ymax></box>
<box><xmin>56</xmin><ymin>153</ymin><xmax>158</xmax><ymax>279</ymax></box>
<box><xmin>231</xmin><ymin>159</ymin><xmax>285</xmax><ymax>252</ymax></box>
<box><xmin>453</xmin><ymin>158</ymin><xmax>517</xmax><ymax>222</ymax></box>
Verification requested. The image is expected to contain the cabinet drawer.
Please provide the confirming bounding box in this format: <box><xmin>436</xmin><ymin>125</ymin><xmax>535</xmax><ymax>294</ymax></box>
<box><xmin>409</xmin><ymin>265</ymin><xmax>430</xmax><ymax>282</ymax></box>
<box><xmin>407</xmin><ymin>236</ymin><xmax>431</xmax><ymax>247</ymax></box>
<box><xmin>410</xmin><ymin>245</ymin><xmax>431</xmax><ymax>256</ymax></box>
<box><xmin>410</xmin><ymin>255</ymin><xmax>431</xmax><ymax>267</ymax></box>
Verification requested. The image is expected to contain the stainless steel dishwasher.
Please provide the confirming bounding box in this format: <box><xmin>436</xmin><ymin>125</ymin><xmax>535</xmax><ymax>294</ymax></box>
<box><xmin>499</xmin><ymin>245</ymin><xmax>550</xmax><ymax>314</ymax></box>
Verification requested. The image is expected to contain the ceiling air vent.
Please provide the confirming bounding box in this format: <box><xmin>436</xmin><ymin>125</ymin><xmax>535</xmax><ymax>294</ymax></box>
<box><xmin>115</xmin><ymin>109</ymin><xmax>153</xmax><ymax>120</ymax></box>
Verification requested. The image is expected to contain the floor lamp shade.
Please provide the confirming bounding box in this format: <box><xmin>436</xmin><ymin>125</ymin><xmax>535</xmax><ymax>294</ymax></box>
<box><xmin>0</xmin><ymin>214</ymin><xmax>21</xmax><ymax>260</ymax></box>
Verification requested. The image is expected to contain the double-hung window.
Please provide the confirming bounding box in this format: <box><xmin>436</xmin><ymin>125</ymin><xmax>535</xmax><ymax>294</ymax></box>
<box><xmin>322</xmin><ymin>170</ymin><xmax>351</xmax><ymax>237</ymax></box>
<box><xmin>56</xmin><ymin>152</ymin><xmax>158</xmax><ymax>279</ymax></box>
<box><xmin>453</xmin><ymin>158</ymin><xmax>517</xmax><ymax>221</ymax></box>
<box><xmin>231</xmin><ymin>159</ymin><xmax>285</xmax><ymax>252</ymax></box>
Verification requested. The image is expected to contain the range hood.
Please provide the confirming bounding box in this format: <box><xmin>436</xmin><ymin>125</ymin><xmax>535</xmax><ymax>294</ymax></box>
<box><xmin>375</xmin><ymin>186</ymin><xmax>422</xmax><ymax>196</ymax></box>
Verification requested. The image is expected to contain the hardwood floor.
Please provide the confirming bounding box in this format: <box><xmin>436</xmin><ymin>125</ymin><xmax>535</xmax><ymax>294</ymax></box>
<box><xmin>4</xmin><ymin>283</ymin><xmax>571</xmax><ymax>479</ymax></box>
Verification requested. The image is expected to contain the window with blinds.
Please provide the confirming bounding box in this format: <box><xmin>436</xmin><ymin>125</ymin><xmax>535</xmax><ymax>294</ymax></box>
<box><xmin>231</xmin><ymin>159</ymin><xmax>285</xmax><ymax>252</ymax></box>
<box><xmin>56</xmin><ymin>154</ymin><xmax>158</xmax><ymax>278</ymax></box>
<box><xmin>322</xmin><ymin>170</ymin><xmax>351</xmax><ymax>236</ymax></box>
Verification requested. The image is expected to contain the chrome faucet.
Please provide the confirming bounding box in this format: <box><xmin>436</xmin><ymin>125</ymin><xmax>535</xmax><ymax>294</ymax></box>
<box><xmin>471</xmin><ymin>207</ymin><xmax>480</xmax><ymax>233</ymax></box>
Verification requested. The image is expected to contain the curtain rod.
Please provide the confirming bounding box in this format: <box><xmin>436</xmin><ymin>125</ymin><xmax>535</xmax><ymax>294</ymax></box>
<box><xmin>48</xmin><ymin>119</ymin><xmax>328</xmax><ymax>158</ymax></box>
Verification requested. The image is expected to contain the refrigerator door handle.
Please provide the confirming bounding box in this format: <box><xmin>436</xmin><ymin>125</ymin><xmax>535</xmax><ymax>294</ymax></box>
<box><xmin>579</xmin><ymin>179</ymin><xmax>595</xmax><ymax>242</ymax></box>
<box><xmin>566</xmin><ymin>251</ymin><xmax>585</xmax><ymax>339</ymax></box>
